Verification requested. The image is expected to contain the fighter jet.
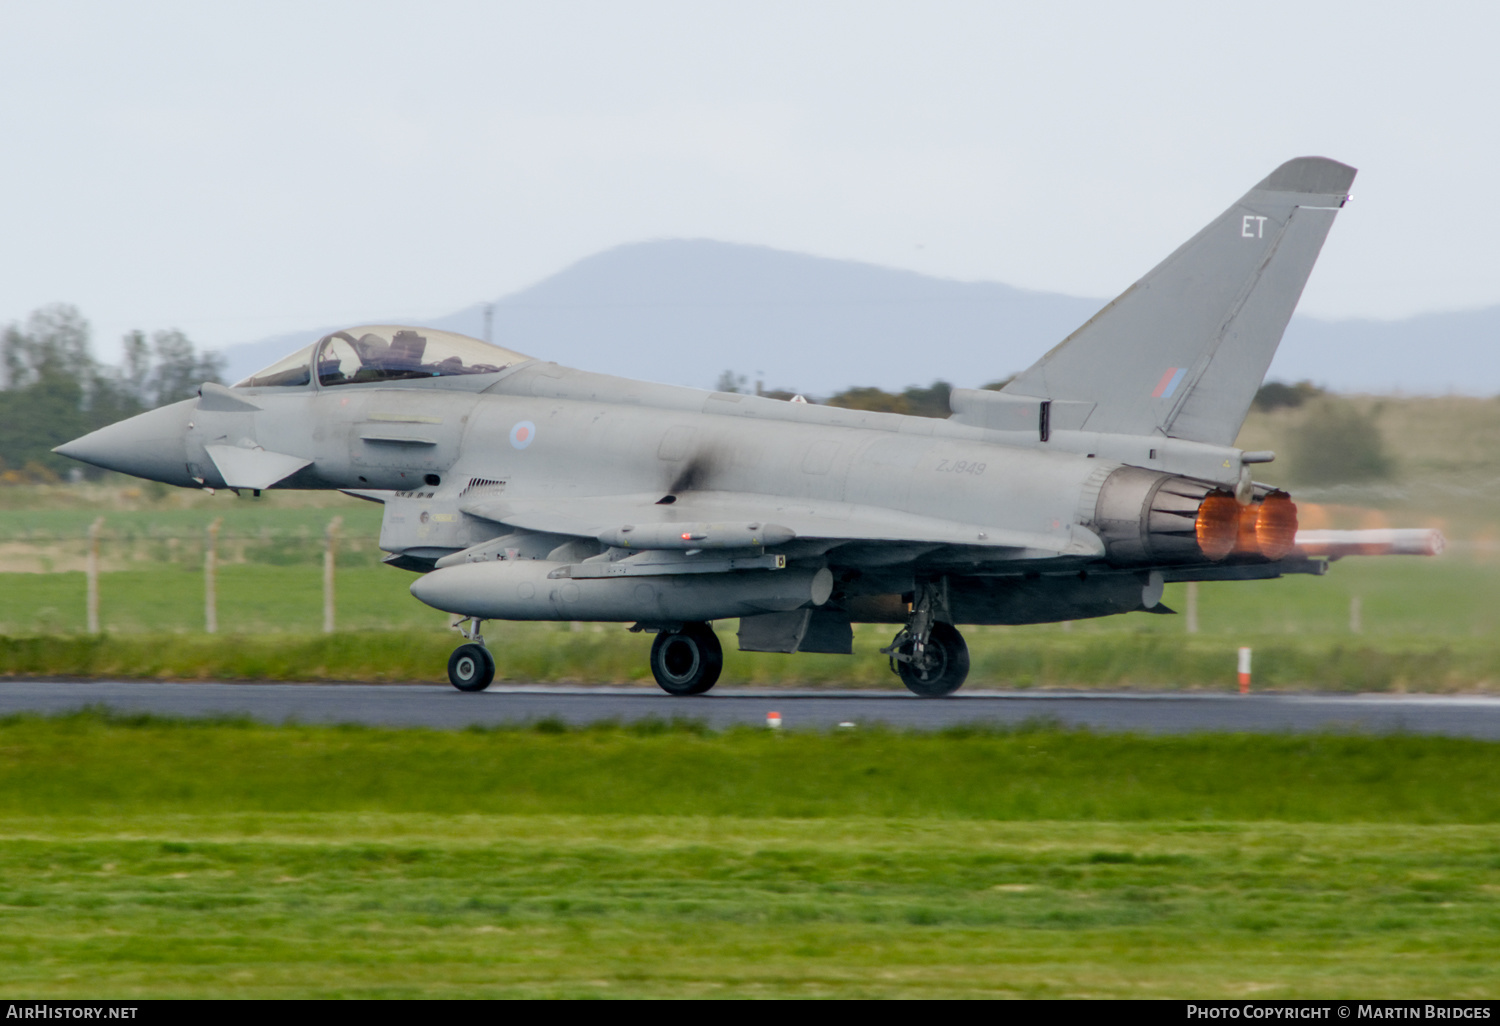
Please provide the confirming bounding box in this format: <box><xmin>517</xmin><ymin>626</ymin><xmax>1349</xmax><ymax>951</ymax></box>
<box><xmin>55</xmin><ymin>156</ymin><xmax>1441</xmax><ymax>695</ymax></box>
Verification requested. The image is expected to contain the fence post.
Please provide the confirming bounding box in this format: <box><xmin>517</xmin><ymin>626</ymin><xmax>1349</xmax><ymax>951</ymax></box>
<box><xmin>1185</xmin><ymin>581</ymin><xmax>1200</xmax><ymax>634</ymax></box>
<box><xmin>86</xmin><ymin>516</ymin><xmax>104</xmax><ymax>634</ymax></box>
<box><xmin>323</xmin><ymin>515</ymin><xmax>342</xmax><ymax>634</ymax></box>
<box><xmin>205</xmin><ymin>517</ymin><xmax>223</xmax><ymax>634</ymax></box>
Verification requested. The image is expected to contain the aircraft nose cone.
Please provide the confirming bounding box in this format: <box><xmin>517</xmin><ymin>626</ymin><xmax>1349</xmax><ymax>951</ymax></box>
<box><xmin>54</xmin><ymin>400</ymin><xmax>197</xmax><ymax>486</ymax></box>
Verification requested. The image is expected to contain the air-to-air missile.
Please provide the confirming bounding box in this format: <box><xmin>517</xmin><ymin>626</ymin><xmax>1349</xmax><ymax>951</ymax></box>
<box><xmin>55</xmin><ymin>157</ymin><xmax>1442</xmax><ymax>695</ymax></box>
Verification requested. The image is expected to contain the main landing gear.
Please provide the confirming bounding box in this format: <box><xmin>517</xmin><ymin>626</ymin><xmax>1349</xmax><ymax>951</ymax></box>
<box><xmin>648</xmin><ymin>622</ymin><xmax>723</xmax><ymax>696</ymax></box>
<box><xmin>442</xmin><ymin>609</ymin><xmax>964</xmax><ymax>698</ymax></box>
<box><xmin>882</xmin><ymin>579</ymin><xmax>970</xmax><ymax>697</ymax></box>
<box><xmin>447</xmin><ymin>617</ymin><xmax>495</xmax><ymax>692</ymax></box>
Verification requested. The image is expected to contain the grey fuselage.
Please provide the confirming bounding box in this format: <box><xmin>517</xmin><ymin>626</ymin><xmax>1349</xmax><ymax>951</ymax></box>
<box><xmin>85</xmin><ymin>357</ymin><xmax>1291</xmax><ymax>628</ymax></box>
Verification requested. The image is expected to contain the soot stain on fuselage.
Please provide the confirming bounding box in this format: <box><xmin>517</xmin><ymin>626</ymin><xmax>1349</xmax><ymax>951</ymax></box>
<box><xmin>666</xmin><ymin>450</ymin><xmax>720</xmax><ymax>496</ymax></box>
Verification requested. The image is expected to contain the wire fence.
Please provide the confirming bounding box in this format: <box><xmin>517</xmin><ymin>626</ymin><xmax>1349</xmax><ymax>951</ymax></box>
<box><xmin>0</xmin><ymin>522</ymin><xmax>384</xmax><ymax>573</ymax></box>
<box><xmin>0</xmin><ymin>516</ymin><xmax>380</xmax><ymax>635</ymax></box>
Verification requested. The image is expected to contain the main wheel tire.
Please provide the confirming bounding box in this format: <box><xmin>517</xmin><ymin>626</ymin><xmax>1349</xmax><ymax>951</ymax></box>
<box><xmin>896</xmin><ymin>622</ymin><xmax>970</xmax><ymax>697</ymax></box>
<box><xmin>448</xmin><ymin>643</ymin><xmax>496</xmax><ymax>692</ymax></box>
<box><xmin>650</xmin><ymin>623</ymin><xmax>723</xmax><ymax>696</ymax></box>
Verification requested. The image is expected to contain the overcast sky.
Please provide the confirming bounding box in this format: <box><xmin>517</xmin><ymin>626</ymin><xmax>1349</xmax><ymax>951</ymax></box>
<box><xmin>2</xmin><ymin>0</ymin><xmax>1496</xmax><ymax>361</ymax></box>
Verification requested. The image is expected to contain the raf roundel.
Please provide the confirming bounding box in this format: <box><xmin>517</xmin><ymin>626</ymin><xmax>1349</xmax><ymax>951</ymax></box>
<box><xmin>510</xmin><ymin>420</ymin><xmax>537</xmax><ymax>450</ymax></box>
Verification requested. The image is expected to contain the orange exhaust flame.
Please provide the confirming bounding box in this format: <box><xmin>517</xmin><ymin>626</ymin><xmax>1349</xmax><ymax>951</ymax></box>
<box><xmin>1297</xmin><ymin>502</ymin><xmax>1330</xmax><ymax>531</ymax></box>
<box><xmin>1254</xmin><ymin>492</ymin><xmax>1298</xmax><ymax>560</ymax></box>
<box><xmin>1197</xmin><ymin>492</ymin><xmax>1299</xmax><ymax>561</ymax></box>
<box><xmin>1236</xmin><ymin>504</ymin><xmax>1261</xmax><ymax>555</ymax></box>
<box><xmin>1195</xmin><ymin>493</ymin><xmax>1239</xmax><ymax>560</ymax></box>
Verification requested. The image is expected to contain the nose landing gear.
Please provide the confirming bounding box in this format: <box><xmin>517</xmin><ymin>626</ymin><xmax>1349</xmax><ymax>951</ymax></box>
<box><xmin>882</xmin><ymin>579</ymin><xmax>970</xmax><ymax>697</ymax></box>
<box><xmin>447</xmin><ymin>617</ymin><xmax>495</xmax><ymax>692</ymax></box>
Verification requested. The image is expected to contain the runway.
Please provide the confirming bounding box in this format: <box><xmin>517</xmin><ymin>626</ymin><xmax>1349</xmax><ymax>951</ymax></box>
<box><xmin>2</xmin><ymin>679</ymin><xmax>1500</xmax><ymax>738</ymax></box>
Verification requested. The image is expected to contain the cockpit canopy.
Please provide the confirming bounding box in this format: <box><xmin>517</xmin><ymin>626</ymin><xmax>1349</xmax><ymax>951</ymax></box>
<box><xmin>235</xmin><ymin>326</ymin><xmax>531</xmax><ymax>389</ymax></box>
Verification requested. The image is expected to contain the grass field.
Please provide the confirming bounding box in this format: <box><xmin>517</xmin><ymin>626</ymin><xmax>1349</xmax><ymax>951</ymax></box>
<box><xmin>0</xmin><ymin>555</ymin><xmax>1491</xmax><ymax>689</ymax></box>
<box><xmin>0</xmin><ymin>713</ymin><xmax>1496</xmax><ymax>998</ymax></box>
<box><xmin>1</xmin><ymin>627</ymin><xmax>1498</xmax><ymax>691</ymax></box>
<box><xmin>3</xmin><ymin>550</ymin><xmax>1495</xmax><ymax>638</ymax></box>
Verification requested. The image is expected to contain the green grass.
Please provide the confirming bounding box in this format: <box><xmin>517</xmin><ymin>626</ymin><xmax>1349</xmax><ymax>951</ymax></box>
<box><xmin>5</xmin><ymin>712</ymin><xmax>1500</xmax><ymax>821</ymax></box>
<box><xmin>0</xmin><ymin>627</ymin><xmax>1495</xmax><ymax>690</ymax></box>
<box><xmin>6</xmin><ymin>552</ymin><xmax>1497</xmax><ymax>637</ymax></box>
<box><xmin>0</xmin><ymin>502</ymin><xmax>383</xmax><ymax>543</ymax></box>
<box><xmin>1</xmin><ymin>714</ymin><xmax>1497</xmax><ymax>998</ymax></box>
<box><xmin>0</xmin><ymin>482</ymin><xmax>382</xmax><ymax>554</ymax></box>
<box><xmin>0</xmin><ymin>552</ymin><xmax>1489</xmax><ymax>689</ymax></box>
<box><xmin>4</xmin><ymin>819</ymin><xmax>1497</xmax><ymax>998</ymax></box>
<box><xmin>0</xmin><ymin>566</ymin><xmax>439</xmax><ymax>635</ymax></box>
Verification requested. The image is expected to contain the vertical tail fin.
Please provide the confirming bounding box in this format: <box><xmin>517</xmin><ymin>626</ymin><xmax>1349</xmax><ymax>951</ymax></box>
<box><xmin>1002</xmin><ymin>157</ymin><xmax>1356</xmax><ymax>446</ymax></box>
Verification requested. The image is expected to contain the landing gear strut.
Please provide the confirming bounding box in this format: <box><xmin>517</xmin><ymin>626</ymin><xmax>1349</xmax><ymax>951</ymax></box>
<box><xmin>447</xmin><ymin>617</ymin><xmax>495</xmax><ymax>692</ymax></box>
<box><xmin>649</xmin><ymin>623</ymin><xmax>723</xmax><ymax>695</ymax></box>
<box><xmin>882</xmin><ymin>579</ymin><xmax>970</xmax><ymax>697</ymax></box>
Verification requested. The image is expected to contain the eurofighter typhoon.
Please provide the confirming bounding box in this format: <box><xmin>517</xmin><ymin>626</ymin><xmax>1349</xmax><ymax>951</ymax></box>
<box><xmin>56</xmin><ymin>157</ymin><xmax>1441</xmax><ymax>695</ymax></box>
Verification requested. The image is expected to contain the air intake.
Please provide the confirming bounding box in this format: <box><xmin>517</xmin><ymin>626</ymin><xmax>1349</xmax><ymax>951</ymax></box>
<box><xmin>459</xmin><ymin>477</ymin><xmax>505</xmax><ymax>498</ymax></box>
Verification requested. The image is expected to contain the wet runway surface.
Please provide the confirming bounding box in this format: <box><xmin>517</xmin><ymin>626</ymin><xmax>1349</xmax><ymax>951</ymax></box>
<box><xmin>2</xmin><ymin>679</ymin><xmax>1500</xmax><ymax>738</ymax></box>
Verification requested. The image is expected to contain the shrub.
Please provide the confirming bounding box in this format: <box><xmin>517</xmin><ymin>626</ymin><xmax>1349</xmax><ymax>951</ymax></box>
<box><xmin>1286</xmin><ymin>399</ymin><xmax>1392</xmax><ymax>484</ymax></box>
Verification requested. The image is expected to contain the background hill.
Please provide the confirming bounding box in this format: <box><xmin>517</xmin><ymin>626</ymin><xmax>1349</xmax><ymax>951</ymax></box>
<box><xmin>219</xmin><ymin>239</ymin><xmax>1500</xmax><ymax>396</ymax></box>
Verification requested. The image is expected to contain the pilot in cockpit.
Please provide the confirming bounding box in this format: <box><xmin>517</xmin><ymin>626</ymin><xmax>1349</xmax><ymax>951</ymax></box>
<box><xmin>236</xmin><ymin>325</ymin><xmax>527</xmax><ymax>389</ymax></box>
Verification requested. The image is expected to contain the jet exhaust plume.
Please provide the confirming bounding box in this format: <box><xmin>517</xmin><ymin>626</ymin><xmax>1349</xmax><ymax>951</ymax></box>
<box><xmin>1195</xmin><ymin>494</ymin><xmax>1240</xmax><ymax>560</ymax></box>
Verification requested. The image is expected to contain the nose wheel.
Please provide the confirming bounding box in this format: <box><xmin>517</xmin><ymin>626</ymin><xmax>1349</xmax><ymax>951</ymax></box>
<box><xmin>447</xmin><ymin>617</ymin><xmax>495</xmax><ymax>692</ymax></box>
<box><xmin>650</xmin><ymin>623</ymin><xmax>723</xmax><ymax>695</ymax></box>
<box><xmin>448</xmin><ymin>643</ymin><xmax>496</xmax><ymax>691</ymax></box>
